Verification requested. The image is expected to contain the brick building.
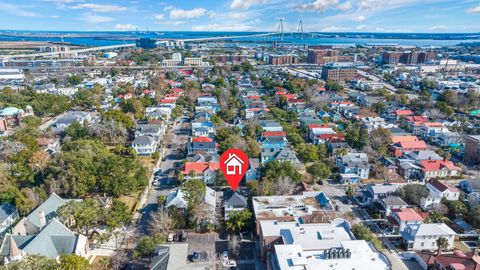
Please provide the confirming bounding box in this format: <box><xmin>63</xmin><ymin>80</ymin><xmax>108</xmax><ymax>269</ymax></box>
<box><xmin>320</xmin><ymin>64</ymin><xmax>357</xmax><ymax>82</ymax></box>
<box><xmin>268</xmin><ymin>54</ymin><xmax>300</xmax><ymax>65</ymax></box>
<box><xmin>465</xmin><ymin>135</ymin><xmax>480</xmax><ymax>164</ymax></box>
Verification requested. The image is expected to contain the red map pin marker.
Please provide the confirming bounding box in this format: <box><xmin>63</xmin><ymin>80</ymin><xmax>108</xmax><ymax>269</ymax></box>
<box><xmin>219</xmin><ymin>149</ymin><xmax>249</xmax><ymax>191</ymax></box>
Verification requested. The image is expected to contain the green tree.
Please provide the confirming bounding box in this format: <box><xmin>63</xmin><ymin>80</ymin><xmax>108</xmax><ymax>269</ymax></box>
<box><xmin>226</xmin><ymin>209</ymin><xmax>252</xmax><ymax>233</ymax></box>
<box><xmin>396</xmin><ymin>184</ymin><xmax>429</xmax><ymax>205</ymax></box>
<box><xmin>296</xmin><ymin>144</ymin><xmax>320</xmax><ymax>162</ymax></box>
<box><xmin>346</xmin><ymin>185</ymin><xmax>355</xmax><ymax>197</ymax></box>
<box><xmin>425</xmin><ymin>211</ymin><xmax>444</xmax><ymax>223</ymax></box>
<box><xmin>104</xmin><ymin>110</ymin><xmax>134</xmax><ymax>129</ymax></box>
<box><xmin>373</xmin><ymin>102</ymin><xmax>387</xmax><ymax>114</ymax></box>
<box><xmin>440</xmin><ymin>90</ymin><xmax>458</xmax><ymax>107</ymax></box>
<box><xmin>0</xmin><ymin>255</ymin><xmax>58</xmax><ymax>270</ymax></box>
<box><xmin>58</xmin><ymin>198</ymin><xmax>104</xmax><ymax>237</ymax></box>
<box><xmin>351</xmin><ymin>223</ymin><xmax>382</xmax><ymax>250</ymax></box>
<box><xmin>436</xmin><ymin>237</ymin><xmax>449</xmax><ymax>255</ymax></box>
<box><xmin>105</xmin><ymin>199</ymin><xmax>132</xmax><ymax>231</ymax></box>
<box><xmin>58</xmin><ymin>254</ymin><xmax>90</xmax><ymax>270</ymax></box>
<box><xmin>182</xmin><ymin>179</ymin><xmax>206</xmax><ymax>210</ymax></box>
<box><xmin>133</xmin><ymin>237</ymin><xmax>157</xmax><ymax>258</ymax></box>
<box><xmin>64</xmin><ymin>121</ymin><xmax>91</xmax><ymax>141</ymax></box>
<box><xmin>325</xmin><ymin>80</ymin><xmax>344</xmax><ymax>92</ymax></box>
<box><xmin>262</xmin><ymin>161</ymin><xmax>301</xmax><ymax>182</ymax></box>
<box><xmin>68</xmin><ymin>74</ymin><xmax>82</xmax><ymax>85</ymax></box>
<box><xmin>306</xmin><ymin>162</ymin><xmax>332</xmax><ymax>180</ymax></box>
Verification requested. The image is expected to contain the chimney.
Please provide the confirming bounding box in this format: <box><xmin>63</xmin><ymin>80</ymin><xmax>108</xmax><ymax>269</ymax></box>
<box><xmin>39</xmin><ymin>211</ymin><xmax>46</xmax><ymax>228</ymax></box>
<box><xmin>474</xmin><ymin>249</ymin><xmax>479</xmax><ymax>257</ymax></box>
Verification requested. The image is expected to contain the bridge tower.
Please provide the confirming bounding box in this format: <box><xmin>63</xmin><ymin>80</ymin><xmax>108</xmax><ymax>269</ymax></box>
<box><xmin>277</xmin><ymin>18</ymin><xmax>284</xmax><ymax>40</ymax></box>
<box><xmin>297</xmin><ymin>19</ymin><xmax>304</xmax><ymax>39</ymax></box>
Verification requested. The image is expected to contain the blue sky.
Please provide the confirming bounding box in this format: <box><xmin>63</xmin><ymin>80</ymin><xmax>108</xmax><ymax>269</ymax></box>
<box><xmin>0</xmin><ymin>0</ymin><xmax>479</xmax><ymax>32</ymax></box>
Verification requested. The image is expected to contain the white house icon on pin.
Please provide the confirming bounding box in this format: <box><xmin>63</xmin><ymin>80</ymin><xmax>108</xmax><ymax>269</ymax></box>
<box><xmin>224</xmin><ymin>153</ymin><xmax>244</xmax><ymax>175</ymax></box>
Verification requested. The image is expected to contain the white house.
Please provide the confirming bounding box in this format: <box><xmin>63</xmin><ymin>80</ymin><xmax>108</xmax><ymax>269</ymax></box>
<box><xmin>388</xmin><ymin>208</ymin><xmax>423</xmax><ymax>233</ymax></box>
<box><xmin>132</xmin><ymin>136</ymin><xmax>157</xmax><ymax>156</ymax></box>
<box><xmin>420</xmin><ymin>179</ymin><xmax>460</xmax><ymax>210</ymax></box>
<box><xmin>401</xmin><ymin>223</ymin><xmax>456</xmax><ymax>251</ymax></box>
<box><xmin>427</xmin><ymin>179</ymin><xmax>460</xmax><ymax>201</ymax></box>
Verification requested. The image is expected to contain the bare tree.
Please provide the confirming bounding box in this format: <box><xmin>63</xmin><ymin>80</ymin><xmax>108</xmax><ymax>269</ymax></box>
<box><xmin>228</xmin><ymin>235</ymin><xmax>241</xmax><ymax>259</ymax></box>
<box><xmin>426</xmin><ymin>108</ymin><xmax>445</xmax><ymax>121</ymax></box>
<box><xmin>148</xmin><ymin>206</ymin><xmax>173</xmax><ymax>235</ymax></box>
<box><xmin>111</xmin><ymin>250</ymin><xmax>128</xmax><ymax>270</ymax></box>
<box><xmin>206</xmin><ymin>248</ymin><xmax>223</xmax><ymax>270</ymax></box>
<box><xmin>191</xmin><ymin>202</ymin><xmax>218</xmax><ymax>232</ymax></box>
<box><xmin>89</xmin><ymin>120</ymin><xmax>128</xmax><ymax>145</ymax></box>
<box><xmin>273</xmin><ymin>176</ymin><xmax>295</xmax><ymax>195</ymax></box>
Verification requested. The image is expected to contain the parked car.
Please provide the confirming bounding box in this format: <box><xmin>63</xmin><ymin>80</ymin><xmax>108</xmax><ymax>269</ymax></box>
<box><xmin>167</xmin><ymin>233</ymin><xmax>175</xmax><ymax>242</ymax></box>
<box><xmin>222</xmin><ymin>251</ymin><xmax>229</xmax><ymax>261</ymax></box>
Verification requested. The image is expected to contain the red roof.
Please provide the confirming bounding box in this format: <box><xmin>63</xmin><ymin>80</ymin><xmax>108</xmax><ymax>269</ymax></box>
<box><xmin>420</xmin><ymin>160</ymin><xmax>461</xmax><ymax>172</ymax></box>
<box><xmin>192</xmin><ymin>137</ymin><xmax>213</xmax><ymax>143</ymax></box>
<box><xmin>407</xmin><ymin>116</ymin><xmax>428</xmax><ymax>123</ymax></box>
<box><xmin>399</xmin><ymin>140</ymin><xmax>428</xmax><ymax>150</ymax></box>
<box><xmin>263</xmin><ymin>131</ymin><xmax>286</xmax><ymax>137</ymax></box>
<box><xmin>317</xmin><ymin>133</ymin><xmax>344</xmax><ymax>140</ymax></box>
<box><xmin>287</xmin><ymin>98</ymin><xmax>305</xmax><ymax>103</ymax></box>
<box><xmin>182</xmin><ymin>162</ymin><xmax>219</xmax><ymax>174</ymax></box>
<box><xmin>394</xmin><ymin>110</ymin><xmax>414</xmax><ymax>116</ymax></box>
<box><xmin>248</xmin><ymin>95</ymin><xmax>261</xmax><ymax>100</ymax></box>
<box><xmin>391</xmin><ymin>135</ymin><xmax>419</xmax><ymax>144</ymax></box>
<box><xmin>332</xmin><ymin>101</ymin><xmax>353</xmax><ymax>105</ymax></box>
<box><xmin>317</xmin><ymin>86</ymin><xmax>326</xmax><ymax>91</ymax></box>
<box><xmin>392</xmin><ymin>208</ymin><xmax>424</xmax><ymax>222</ymax></box>
<box><xmin>308</xmin><ymin>124</ymin><xmax>330</xmax><ymax>129</ymax></box>
<box><xmin>160</xmin><ymin>99</ymin><xmax>176</xmax><ymax>104</ymax></box>
<box><xmin>429</xmin><ymin>179</ymin><xmax>459</xmax><ymax>192</ymax></box>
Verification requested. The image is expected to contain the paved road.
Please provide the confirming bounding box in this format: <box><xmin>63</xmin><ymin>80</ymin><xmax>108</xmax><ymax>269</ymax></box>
<box><xmin>137</xmin><ymin>110</ymin><xmax>190</xmax><ymax>236</ymax></box>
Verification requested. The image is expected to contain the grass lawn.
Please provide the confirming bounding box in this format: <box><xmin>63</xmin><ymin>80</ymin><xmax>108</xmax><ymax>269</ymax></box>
<box><xmin>138</xmin><ymin>156</ymin><xmax>157</xmax><ymax>174</ymax></box>
<box><xmin>454</xmin><ymin>241</ymin><xmax>471</xmax><ymax>252</ymax></box>
<box><xmin>118</xmin><ymin>191</ymin><xmax>142</xmax><ymax>212</ymax></box>
<box><xmin>90</xmin><ymin>256</ymin><xmax>110</xmax><ymax>270</ymax></box>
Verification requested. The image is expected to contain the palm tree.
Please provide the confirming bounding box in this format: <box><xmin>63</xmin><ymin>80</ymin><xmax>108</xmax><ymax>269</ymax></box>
<box><xmin>436</xmin><ymin>237</ymin><xmax>449</xmax><ymax>255</ymax></box>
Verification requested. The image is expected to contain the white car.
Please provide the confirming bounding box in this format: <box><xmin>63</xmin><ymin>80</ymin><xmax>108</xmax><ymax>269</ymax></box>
<box><xmin>168</xmin><ymin>233</ymin><xmax>175</xmax><ymax>242</ymax></box>
<box><xmin>223</xmin><ymin>260</ymin><xmax>236</xmax><ymax>267</ymax></box>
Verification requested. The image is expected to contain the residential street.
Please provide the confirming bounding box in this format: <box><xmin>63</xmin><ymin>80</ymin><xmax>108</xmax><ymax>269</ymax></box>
<box><xmin>137</xmin><ymin>110</ymin><xmax>190</xmax><ymax>236</ymax></box>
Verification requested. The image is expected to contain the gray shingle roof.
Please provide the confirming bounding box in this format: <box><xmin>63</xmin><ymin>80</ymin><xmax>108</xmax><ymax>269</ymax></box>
<box><xmin>0</xmin><ymin>204</ymin><xmax>16</xmax><ymax>222</ymax></box>
<box><xmin>225</xmin><ymin>191</ymin><xmax>248</xmax><ymax>208</ymax></box>
<box><xmin>25</xmin><ymin>193</ymin><xmax>67</xmax><ymax>229</ymax></box>
<box><xmin>0</xmin><ymin>218</ymin><xmax>79</xmax><ymax>259</ymax></box>
<box><xmin>132</xmin><ymin>136</ymin><xmax>155</xmax><ymax>145</ymax></box>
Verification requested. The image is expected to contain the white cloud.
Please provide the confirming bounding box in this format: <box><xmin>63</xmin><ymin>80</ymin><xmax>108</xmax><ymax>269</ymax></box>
<box><xmin>356</xmin><ymin>24</ymin><xmax>366</xmax><ymax>30</ymax></box>
<box><xmin>71</xmin><ymin>3</ymin><xmax>126</xmax><ymax>12</ymax></box>
<box><xmin>154</xmin><ymin>14</ymin><xmax>165</xmax><ymax>20</ymax></box>
<box><xmin>297</xmin><ymin>0</ymin><xmax>339</xmax><ymax>12</ymax></box>
<box><xmin>0</xmin><ymin>3</ymin><xmax>40</xmax><ymax>17</ymax></box>
<box><xmin>163</xmin><ymin>5</ymin><xmax>175</xmax><ymax>11</ymax></box>
<box><xmin>429</xmin><ymin>25</ymin><xmax>446</xmax><ymax>31</ymax></box>
<box><xmin>114</xmin><ymin>23</ymin><xmax>137</xmax><ymax>30</ymax></box>
<box><xmin>207</xmin><ymin>11</ymin><xmax>218</xmax><ymax>18</ymax></box>
<box><xmin>321</xmin><ymin>25</ymin><xmax>349</xmax><ymax>31</ymax></box>
<box><xmin>170</xmin><ymin>8</ymin><xmax>207</xmax><ymax>19</ymax></box>
<box><xmin>80</xmin><ymin>13</ymin><xmax>114</xmax><ymax>23</ymax></box>
<box><xmin>155</xmin><ymin>20</ymin><xmax>186</xmax><ymax>26</ymax></box>
<box><xmin>229</xmin><ymin>12</ymin><xmax>249</xmax><ymax>19</ymax></box>
<box><xmin>51</xmin><ymin>15</ymin><xmax>60</xmax><ymax>18</ymax></box>
<box><xmin>192</xmin><ymin>23</ymin><xmax>254</xmax><ymax>31</ymax></box>
<box><xmin>337</xmin><ymin>1</ymin><xmax>352</xmax><ymax>11</ymax></box>
<box><xmin>467</xmin><ymin>6</ymin><xmax>480</xmax><ymax>13</ymax></box>
<box><xmin>355</xmin><ymin>15</ymin><xmax>366</xmax><ymax>21</ymax></box>
<box><xmin>230</xmin><ymin>0</ymin><xmax>267</xmax><ymax>9</ymax></box>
